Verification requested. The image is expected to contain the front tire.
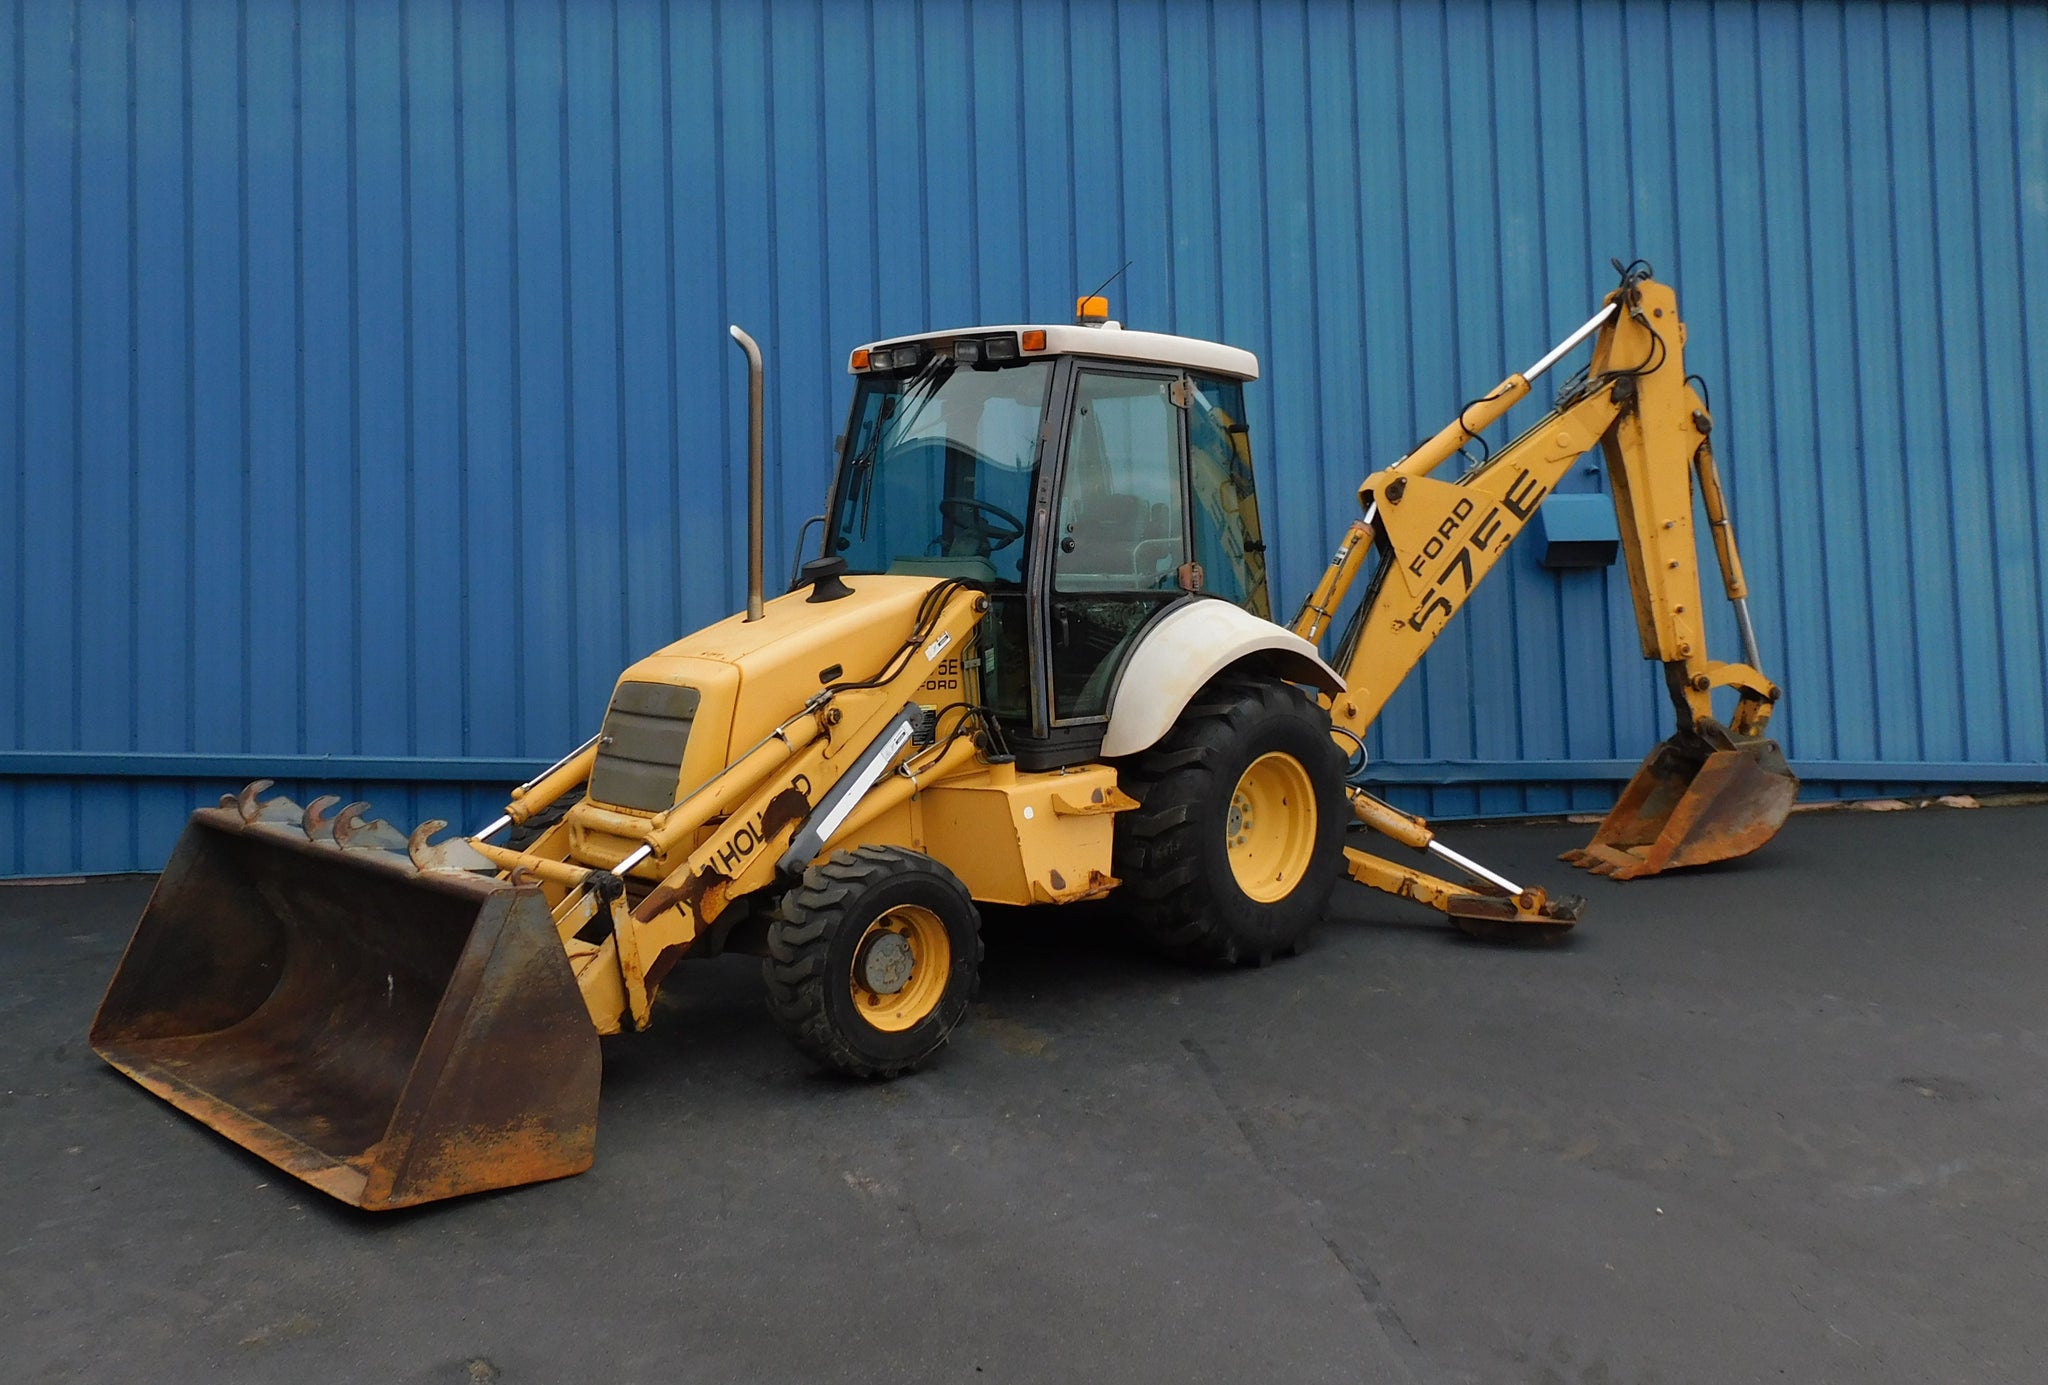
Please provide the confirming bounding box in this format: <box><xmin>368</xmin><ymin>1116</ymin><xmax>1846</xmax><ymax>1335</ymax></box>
<box><xmin>1113</xmin><ymin>676</ymin><xmax>1347</xmax><ymax>965</ymax></box>
<box><xmin>764</xmin><ymin>846</ymin><xmax>983</xmax><ymax>1078</ymax></box>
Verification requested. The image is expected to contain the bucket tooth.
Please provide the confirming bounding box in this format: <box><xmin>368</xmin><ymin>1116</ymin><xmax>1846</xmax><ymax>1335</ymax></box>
<box><xmin>231</xmin><ymin>780</ymin><xmax>273</xmax><ymax>819</ymax></box>
<box><xmin>331</xmin><ymin>800</ymin><xmax>374</xmax><ymax>848</ymax></box>
<box><xmin>408</xmin><ymin>820</ymin><xmax>500</xmax><ymax>875</ymax></box>
<box><xmin>334</xmin><ymin>802</ymin><xmax>411</xmax><ymax>855</ymax></box>
<box><xmin>304</xmin><ymin>795</ymin><xmax>344</xmax><ymax>844</ymax></box>
<box><xmin>231</xmin><ymin>779</ymin><xmax>305</xmax><ymax>830</ymax></box>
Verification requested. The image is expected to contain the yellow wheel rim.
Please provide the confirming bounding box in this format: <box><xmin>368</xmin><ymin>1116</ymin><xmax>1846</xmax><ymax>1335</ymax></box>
<box><xmin>848</xmin><ymin>904</ymin><xmax>952</xmax><ymax>1032</ymax></box>
<box><xmin>1225</xmin><ymin>752</ymin><xmax>1318</xmax><ymax>903</ymax></box>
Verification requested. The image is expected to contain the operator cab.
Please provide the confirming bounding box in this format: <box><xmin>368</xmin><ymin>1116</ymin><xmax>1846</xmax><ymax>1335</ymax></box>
<box><xmin>824</xmin><ymin>302</ymin><xmax>1268</xmax><ymax>770</ymax></box>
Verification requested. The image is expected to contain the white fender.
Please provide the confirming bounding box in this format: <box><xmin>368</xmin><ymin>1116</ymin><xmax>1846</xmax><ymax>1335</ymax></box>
<box><xmin>1100</xmin><ymin>599</ymin><xmax>1347</xmax><ymax>758</ymax></box>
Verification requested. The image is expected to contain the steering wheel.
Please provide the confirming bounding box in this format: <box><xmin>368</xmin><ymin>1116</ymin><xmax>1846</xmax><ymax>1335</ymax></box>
<box><xmin>937</xmin><ymin>496</ymin><xmax>1026</xmax><ymax>554</ymax></box>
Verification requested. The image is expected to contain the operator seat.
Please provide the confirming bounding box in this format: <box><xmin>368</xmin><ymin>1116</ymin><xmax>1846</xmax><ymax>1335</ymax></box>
<box><xmin>1061</xmin><ymin>491</ymin><xmax>1147</xmax><ymax>587</ymax></box>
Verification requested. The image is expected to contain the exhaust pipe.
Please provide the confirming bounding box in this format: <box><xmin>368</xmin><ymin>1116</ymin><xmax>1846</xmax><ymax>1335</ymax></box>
<box><xmin>730</xmin><ymin>324</ymin><xmax>765</xmax><ymax>622</ymax></box>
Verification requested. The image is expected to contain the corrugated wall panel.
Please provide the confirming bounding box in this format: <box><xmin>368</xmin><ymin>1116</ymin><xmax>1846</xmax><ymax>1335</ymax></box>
<box><xmin>3</xmin><ymin>0</ymin><xmax>2044</xmax><ymax>876</ymax></box>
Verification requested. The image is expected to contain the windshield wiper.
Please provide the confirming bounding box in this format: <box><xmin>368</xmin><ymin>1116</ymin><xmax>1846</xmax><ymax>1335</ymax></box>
<box><xmin>849</xmin><ymin>356</ymin><xmax>950</xmax><ymax>537</ymax></box>
<box><xmin>845</xmin><ymin>396</ymin><xmax>894</xmax><ymax>537</ymax></box>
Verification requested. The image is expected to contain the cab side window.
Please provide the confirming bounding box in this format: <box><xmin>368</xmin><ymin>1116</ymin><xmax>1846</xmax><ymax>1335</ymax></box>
<box><xmin>1185</xmin><ymin>376</ymin><xmax>1269</xmax><ymax>618</ymax></box>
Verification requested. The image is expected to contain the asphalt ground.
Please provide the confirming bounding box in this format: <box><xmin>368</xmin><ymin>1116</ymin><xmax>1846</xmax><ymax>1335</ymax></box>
<box><xmin>3</xmin><ymin>804</ymin><xmax>2044</xmax><ymax>1384</ymax></box>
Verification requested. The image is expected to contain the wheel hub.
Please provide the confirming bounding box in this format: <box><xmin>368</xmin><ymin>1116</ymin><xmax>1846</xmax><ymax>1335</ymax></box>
<box><xmin>1224</xmin><ymin>751</ymin><xmax>1317</xmax><ymax>902</ymax></box>
<box><xmin>1227</xmin><ymin>792</ymin><xmax>1254</xmax><ymax>847</ymax></box>
<box><xmin>847</xmin><ymin>903</ymin><xmax>953</xmax><ymax>1032</ymax></box>
<box><xmin>855</xmin><ymin>930</ymin><xmax>916</xmax><ymax>995</ymax></box>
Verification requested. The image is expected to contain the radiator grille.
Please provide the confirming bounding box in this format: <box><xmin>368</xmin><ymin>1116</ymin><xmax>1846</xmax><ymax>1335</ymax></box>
<box><xmin>587</xmin><ymin>682</ymin><xmax>700</xmax><ymax>813</ymax></box>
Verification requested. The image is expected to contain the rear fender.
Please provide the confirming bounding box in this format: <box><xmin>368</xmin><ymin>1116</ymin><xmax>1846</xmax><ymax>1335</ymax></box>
<box><xmin>1100</xmin><ymin>599</ymin><xmax>1345</xmax><ymax>758</ymax></box>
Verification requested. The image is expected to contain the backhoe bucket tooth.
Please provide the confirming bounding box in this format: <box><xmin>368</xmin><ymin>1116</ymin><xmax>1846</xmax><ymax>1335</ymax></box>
<box><xmin>1562</xmin><ymin>724</ymin><xmax>1798</xmax><ymax>880</ymax></box>
<box><xmin>90</xmin><ymin>806</ymin><xmax>600</xmax><ymax>1210</ymax></box>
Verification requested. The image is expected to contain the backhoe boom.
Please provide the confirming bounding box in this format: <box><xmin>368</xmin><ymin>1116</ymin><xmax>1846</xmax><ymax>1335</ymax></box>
<box><xmin>1294</xmin><ymin>265</ymin><xmax>1797</xmax><ymax>927</ymax></box>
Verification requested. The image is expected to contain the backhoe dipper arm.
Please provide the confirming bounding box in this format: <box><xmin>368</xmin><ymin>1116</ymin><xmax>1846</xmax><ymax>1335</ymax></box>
<box><xmin>1293</xmin><ymin>268</ymin><xmax>1795</xmax><ymax>924</ymax></box>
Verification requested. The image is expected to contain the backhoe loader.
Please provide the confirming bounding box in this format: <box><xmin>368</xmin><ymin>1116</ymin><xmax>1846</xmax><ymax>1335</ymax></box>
<box><xmin>93</xmin><ymin>261</ymin><xmax>1795</xmax><ymax>1208</ymax></box>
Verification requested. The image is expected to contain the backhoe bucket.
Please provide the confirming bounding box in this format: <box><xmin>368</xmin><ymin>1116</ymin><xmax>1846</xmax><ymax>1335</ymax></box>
<box><xmin>90</xmin><ymin>807</ymin><xmax>600</xmax><ymax>1210</ymax></box>
<box><xmin>1561</xmin><ymin>724</ymin><xmax>1799</xmax><ymax>880</ymax></box>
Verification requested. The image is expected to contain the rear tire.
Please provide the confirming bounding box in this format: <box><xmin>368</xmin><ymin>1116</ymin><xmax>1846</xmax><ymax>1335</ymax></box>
<box><xmin>764</xmin><ymin>846</ymin><xmax>983</xmax><ymax>1078</ymax></box>
<box><xmin>1113</xmin><ymin>676</ymin><xmax>1347</xmax><ymax>965</ymax></box>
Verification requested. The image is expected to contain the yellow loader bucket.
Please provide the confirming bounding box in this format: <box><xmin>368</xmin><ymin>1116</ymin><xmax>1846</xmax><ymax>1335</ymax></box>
<box><xmin>90</xmin><ymin>806</ymin><xmax>600</xmax><ymax>1210</ymax></box>
<box><xmin>1561</xmin><ymin>721</ymin><xmax>1799</xmax><ymax>880</ymax></box>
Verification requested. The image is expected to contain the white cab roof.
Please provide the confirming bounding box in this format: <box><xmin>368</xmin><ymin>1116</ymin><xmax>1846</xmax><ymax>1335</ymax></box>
<box><xmin>853</xmin><ymin>322</ymin><xmax>1259</xmax><ymax>381</ymax></box>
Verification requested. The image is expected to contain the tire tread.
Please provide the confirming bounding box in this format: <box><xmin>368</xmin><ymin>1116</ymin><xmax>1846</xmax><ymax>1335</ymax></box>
<box><xmin>763</xmin><ymin>845</ymin><xmax>983</xmax><ymax>1078</ymax></box>
<box><xmin>1112</xmin><ymin>676</ymin><xmax>1347</xmax><ymax>966</ymax></box>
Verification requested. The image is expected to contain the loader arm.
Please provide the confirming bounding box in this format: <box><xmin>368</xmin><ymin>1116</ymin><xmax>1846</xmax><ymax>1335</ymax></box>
<box><xmin>1291</xmin><ymin>267</ymin><xmax>1796</xmax><ymax>929</ymax></box>
<box><xmin>468</xmin><ymin>582</ymin><xmax>996</xmax><ymax>1037</ymax></box>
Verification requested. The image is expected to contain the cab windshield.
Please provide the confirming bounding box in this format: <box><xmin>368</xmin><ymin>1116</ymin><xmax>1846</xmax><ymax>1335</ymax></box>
<box><xmin>830</xmin><ymin>358</ymin><xmax>1052</xmax><ymax>585</ymax></box>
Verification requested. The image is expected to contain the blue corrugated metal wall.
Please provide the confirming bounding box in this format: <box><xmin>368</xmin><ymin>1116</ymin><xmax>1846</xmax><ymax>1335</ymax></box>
<box><xmin>4</xmin><ymin>0</ymin><xmax>2045</xmax><ymax>876</ymax></box>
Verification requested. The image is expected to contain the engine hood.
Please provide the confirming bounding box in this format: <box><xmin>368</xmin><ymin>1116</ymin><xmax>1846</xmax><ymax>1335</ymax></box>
<box><xmin>611</xmin><ymin>575</ymin><xmax>957</xmax><ymax>777</ymax></box>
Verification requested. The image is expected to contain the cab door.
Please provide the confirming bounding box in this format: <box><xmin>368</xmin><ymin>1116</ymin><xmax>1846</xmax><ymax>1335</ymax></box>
<box><xmin>1042</xmin><ymin>366</ymin><xmax>1191</xmax><ymax>724</ymax></box>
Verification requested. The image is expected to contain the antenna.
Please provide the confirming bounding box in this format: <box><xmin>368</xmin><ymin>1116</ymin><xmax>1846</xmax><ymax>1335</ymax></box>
<box><xmin>1084</xmin><ymin>260</ymin><xmax>1134</xmax><ymax>305</ymax></box>
<box><xmin>1075</xmin><ymin>260</ymin><xmax>1134</xmax><ymax>325</ymax></box>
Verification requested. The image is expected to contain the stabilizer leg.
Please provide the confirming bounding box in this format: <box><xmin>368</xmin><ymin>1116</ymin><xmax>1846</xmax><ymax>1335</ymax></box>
<box><xmin>1346</xmin><ymin>791</ymin><xmax>1581</xmax><ymax>941</ymax></box>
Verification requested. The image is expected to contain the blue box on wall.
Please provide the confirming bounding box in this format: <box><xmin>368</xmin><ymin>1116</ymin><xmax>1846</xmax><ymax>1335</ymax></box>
<box><xmin>1534</xmin><ymin>493</ymin><xmax>1620</xmax><ymax>570</ymax></box>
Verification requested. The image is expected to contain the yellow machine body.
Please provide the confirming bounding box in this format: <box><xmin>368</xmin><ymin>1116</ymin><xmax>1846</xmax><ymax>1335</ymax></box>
<box><xmin>93</xmin><ymin>265</ymin><xmax>1796</xmax><ymax>1207</ymax></box>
